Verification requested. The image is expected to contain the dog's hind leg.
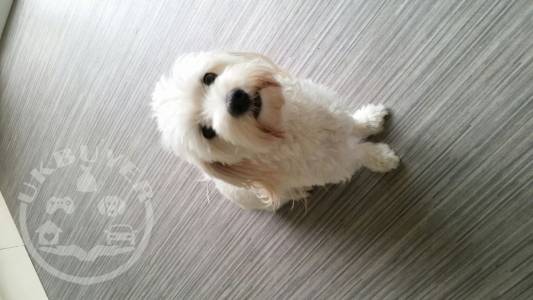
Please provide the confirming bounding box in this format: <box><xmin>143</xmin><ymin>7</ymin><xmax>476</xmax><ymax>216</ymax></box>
<box><xmin>351</xmin><ymin>104</ymin><xmax>389</xmax><ymax>138</ymax></box>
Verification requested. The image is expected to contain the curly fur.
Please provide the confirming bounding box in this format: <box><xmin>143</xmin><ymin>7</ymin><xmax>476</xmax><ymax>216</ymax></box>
<box><xmin>152</xmin><ymin>52</ymin><xmax>399</xmax><ymax>211</ymax></box>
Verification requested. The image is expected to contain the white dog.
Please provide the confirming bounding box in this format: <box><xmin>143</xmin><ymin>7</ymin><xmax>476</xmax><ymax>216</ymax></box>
<box><xmin>151</xmin><ymin>52</ymin><xmax>399</xmax><ymax>211</ymax></box>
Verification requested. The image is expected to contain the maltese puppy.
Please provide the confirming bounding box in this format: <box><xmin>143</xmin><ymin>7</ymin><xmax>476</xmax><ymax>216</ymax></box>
<box><xmin>152</xmin><ymin>52</ymin><xmax>399</xmax><ymax>211</ymax></box>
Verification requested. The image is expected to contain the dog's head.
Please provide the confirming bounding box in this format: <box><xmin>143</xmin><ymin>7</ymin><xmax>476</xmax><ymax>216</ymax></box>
<box><xmin>152</xmin><ymin>52</ymin><xmax>287</xmax><ymax>206</ymax></box>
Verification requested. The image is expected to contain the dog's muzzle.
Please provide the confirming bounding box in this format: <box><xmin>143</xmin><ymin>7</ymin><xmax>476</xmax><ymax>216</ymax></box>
<box><xmin>226</xmin><ymin>89</ymin><xmax>262</xmax><ymax>118</ymax></box>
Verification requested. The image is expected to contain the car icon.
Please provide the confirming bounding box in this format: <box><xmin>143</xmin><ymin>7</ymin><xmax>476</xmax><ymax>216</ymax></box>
<box><xmin>104</xmin><ymin>224</ymin><xmax>136</xmax><ymax>246</ymax></box>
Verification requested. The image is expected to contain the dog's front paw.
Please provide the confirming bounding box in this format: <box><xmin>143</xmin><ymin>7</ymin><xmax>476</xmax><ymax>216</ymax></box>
<box><xmin>352</xmin><ymin>104</ymin><xmax>389</xmax><ymax>136</ymax></box>
<box><xmin>360</xmin><ymin>143</ymin><xmax>400</xmax><ymax>173</ymax></box>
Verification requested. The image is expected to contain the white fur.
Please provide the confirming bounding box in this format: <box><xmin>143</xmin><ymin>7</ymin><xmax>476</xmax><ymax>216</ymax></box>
<box><xmin>152</xmin><ymin>52</ymin><xmax>399</xmax><ymax>211</ymax></box>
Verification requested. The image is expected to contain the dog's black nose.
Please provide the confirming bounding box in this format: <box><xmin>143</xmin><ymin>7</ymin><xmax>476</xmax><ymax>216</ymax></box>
<box><xmin>227</xmin><ymin>89</ymin><xmax>251</xmax><ymax>117</ymax></box>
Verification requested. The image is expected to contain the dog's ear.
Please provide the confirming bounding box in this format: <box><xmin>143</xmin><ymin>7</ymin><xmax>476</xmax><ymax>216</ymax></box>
<box><xmin>215</xmin><ymin>115</ymin><xmax>283</xmax><ymax>153</ymax></box>
<box><xmin>257</xmin><ymin>85</ymin><xmax>285</xmax><ymax>139</ymax></box>
<box><xmin>199</xmin><ymin>160</ymin><xmax>282</xmax><ymax>209</ymax></box>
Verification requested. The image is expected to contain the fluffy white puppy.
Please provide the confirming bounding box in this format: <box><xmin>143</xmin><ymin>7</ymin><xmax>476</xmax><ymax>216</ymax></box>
<box><xmin>152</xmin><ymin>52</ymin><xmax>399</xmax><ymax>210</ymax></box>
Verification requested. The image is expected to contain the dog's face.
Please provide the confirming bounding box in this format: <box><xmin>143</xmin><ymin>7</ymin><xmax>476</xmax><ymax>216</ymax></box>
<box><xmin>152</xmin><ymin>52</ymin><xmax>286</xmax><ymax>202</ymax></box>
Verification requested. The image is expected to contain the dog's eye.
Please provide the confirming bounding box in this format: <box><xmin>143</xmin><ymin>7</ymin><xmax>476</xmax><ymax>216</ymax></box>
<box><xmin>202</xmin><ymin>73</ymin><xmax>217</xmax><ymax>86</ymax></box>
<box><xmin>200</xmin><ymin>125</ymin><xmax>217</xmax><ymax>139</ymax></box>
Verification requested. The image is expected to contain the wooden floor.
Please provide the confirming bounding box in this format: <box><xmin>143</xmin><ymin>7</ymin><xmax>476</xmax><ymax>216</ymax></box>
<box><xmin>1</xmin><ymin>0</ymin><xmax>532</xmax><ymax>299</ymax></box>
